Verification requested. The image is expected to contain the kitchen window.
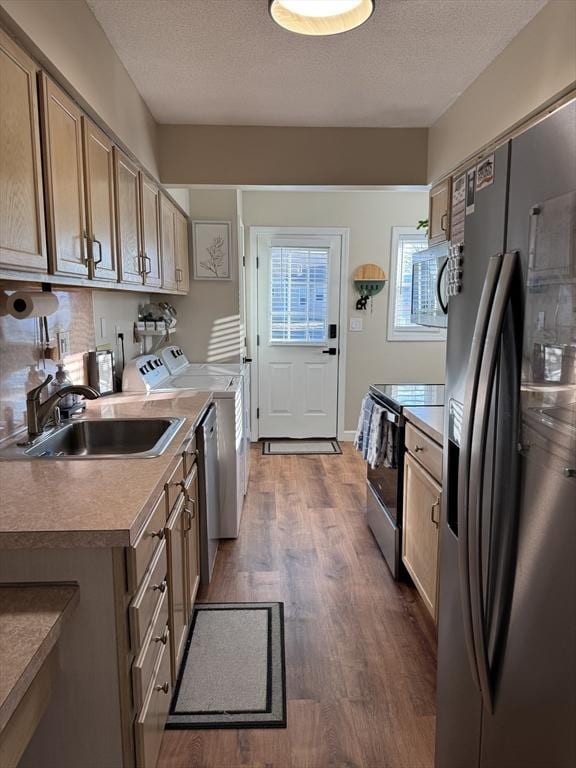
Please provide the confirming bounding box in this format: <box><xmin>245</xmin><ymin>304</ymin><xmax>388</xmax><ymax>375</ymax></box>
<box><xmin>387</xmin><ymin>227</ymin><xmax>446</xmax><ymax>341</ymax></box>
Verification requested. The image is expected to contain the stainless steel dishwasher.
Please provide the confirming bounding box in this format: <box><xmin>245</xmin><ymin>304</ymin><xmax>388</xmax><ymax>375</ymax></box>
<box><xmin>196</xmin><ymin>404</ymin><xmax>220</xmax><ymax>583</ymax></box>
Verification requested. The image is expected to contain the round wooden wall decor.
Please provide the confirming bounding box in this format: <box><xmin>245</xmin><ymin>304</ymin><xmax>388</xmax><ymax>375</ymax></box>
<box><xmin>353</xmin><ymin>264</ymin><xmax>387</xmax><ymax>310</ymax></box>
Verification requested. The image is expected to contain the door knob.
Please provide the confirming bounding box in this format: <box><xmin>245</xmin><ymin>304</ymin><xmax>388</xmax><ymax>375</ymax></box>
<box><xmin>322</xmin><ymin>348</ymin><xmax>337</xmax><ymax>356</ymax></box>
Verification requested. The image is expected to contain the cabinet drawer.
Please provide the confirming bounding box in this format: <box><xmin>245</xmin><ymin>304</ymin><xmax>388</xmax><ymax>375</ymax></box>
<box><xmin>134</xmin><ymin>635</ymin><xmax>172</xmax><ymax>768</ymax></box>
<box><xmin>182</xmin><ymin>432</ymin><xmax>197</xmax><ymax>478</ymax></box>
<box><xmin>405</xmin><ymin>423</ymin><xmax>442</xmax><ymax>483</ymax></box>
<box><xmin>130</xmin><ymin>540</ymin><xmax>167</xmax><ymax>651</ymax></box>
<box><xmin>126</xmin><ymin>493</ymin><xmax>166</xmax><ymax>593</ymax></box>
<box><xmin>132</xmin><ymin>588</ymin><xmax>169</xmax><ymax>710</ymax></box>
<box><xmin>164</xmin><ymin>457</ymin><xmax>185</xmax><ymax>515</ymax></box>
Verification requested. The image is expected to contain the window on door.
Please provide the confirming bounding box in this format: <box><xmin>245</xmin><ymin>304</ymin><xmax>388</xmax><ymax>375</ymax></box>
<box><xmin>387</xmin><ymin>227</ymin><xmax>445</xmax><ymax>341</ymax></box>
<box><xmin>269</xmin><ymin>246</ymin><xmax>330</xmax><ymax>344</ymax></box>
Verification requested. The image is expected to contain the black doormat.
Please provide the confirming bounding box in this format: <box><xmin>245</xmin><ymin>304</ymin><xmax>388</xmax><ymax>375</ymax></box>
<box><xmin>262</xmin><ymin>439</ymin><xmax>341</xmax><ymax>455</ymax></box>
<box><xmin>166</xmin><ymin>602</ymin><xmax>286</xmax><ymax>730</ymax></box>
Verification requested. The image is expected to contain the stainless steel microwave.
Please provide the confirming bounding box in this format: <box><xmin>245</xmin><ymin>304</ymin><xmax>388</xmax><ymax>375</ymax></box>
<box><xmin>411</xmin><ymin>242</ymin><xmax>449</xmax><ymax>328</ymax></box>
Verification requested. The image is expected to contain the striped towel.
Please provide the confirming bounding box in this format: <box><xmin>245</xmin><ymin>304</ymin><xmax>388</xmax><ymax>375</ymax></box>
<box><xmin>354</xmin><ymin>394</ymin><xmax>374</xmax><ymax>458</ymax></box>
<box><xmin>366</xmin><ymin>404</ymin><xmax>385</xmax><ymax>468</ymax></box>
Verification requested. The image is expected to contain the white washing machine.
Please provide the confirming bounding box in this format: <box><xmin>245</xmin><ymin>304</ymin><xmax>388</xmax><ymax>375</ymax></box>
<box><xmin>158</xmin><ymin>346</ymin><xmax>251</xmax><ymax>497</ymax></box>
<box><xmin>122</xmin><ymin>352</ymin><xmax>245</xmax><ymax>539</ymax></box>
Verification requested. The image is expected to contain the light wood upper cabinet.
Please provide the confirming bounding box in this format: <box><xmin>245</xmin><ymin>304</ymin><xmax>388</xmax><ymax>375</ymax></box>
<box><xmin>39</xmin><ymin>73</ymin><xmax>88</xmax><ymax>277</ymax></box>
<box><xmin>174</xmin><ymin>210</ymin><xmax>190</xmax><ymax>293</ymax></box>
<box><xmin>402</xmin><ymin>452</ymin><xmax>441</xmax><ymax>620</ymax></box>
<box><xmin>428</xmin><ymin>178</ymin><xmax>451</xmax><ymax>244</ymax></box>
<box><xmin>82</xmin><ymin>118</ymin><xmax>117</xmax><ymax>282</ymax></box>
<box><xmin>114</xmin><ymin>149</ymin><xmax>143</xmax><ymax>285</ymax></box>
<box><xmin>139</xmin><ymin>174</ymin><xmax>162</xmax><ymax>288</ymax></box>
<box><xmin>0</xmin><ymin>30</ymin><xmax>47</xmax><ymax>273</ymax></box>
<box><xmin>160</xmin><ymin>194</ymin><xmax>177</xmax><ymax>292</ymax></box>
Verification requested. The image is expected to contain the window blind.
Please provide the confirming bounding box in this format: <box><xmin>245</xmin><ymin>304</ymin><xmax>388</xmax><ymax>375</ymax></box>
<box><xmin>392</xmin><ymin>234</ymin><xmax>428</xmax><ymax>329</ymax></box>
<box><xmin>270</xmin><ymin>246</ymin><xmax>329</xmax><ymax>343</ymax></box>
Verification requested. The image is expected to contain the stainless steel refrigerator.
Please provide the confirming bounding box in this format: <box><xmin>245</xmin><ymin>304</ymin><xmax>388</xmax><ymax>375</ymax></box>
<box><xmin>436</xmin><ymin>99</ymin><xmax>576</xmax><ymax>768</ymax></box>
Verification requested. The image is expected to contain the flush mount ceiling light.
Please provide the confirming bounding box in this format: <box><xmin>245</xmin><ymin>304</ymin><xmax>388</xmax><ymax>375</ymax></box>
<box><xmin>269</xmin><ymin>0</ymin><xmax>375</xmax><ymax>36</ymax></box>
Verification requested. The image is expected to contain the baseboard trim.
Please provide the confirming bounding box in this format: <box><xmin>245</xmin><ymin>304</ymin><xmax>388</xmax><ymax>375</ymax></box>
<box><xmin>339</xmin><ymin>430</ymin><xmax>356</xmax><ymax>442</ymax></box>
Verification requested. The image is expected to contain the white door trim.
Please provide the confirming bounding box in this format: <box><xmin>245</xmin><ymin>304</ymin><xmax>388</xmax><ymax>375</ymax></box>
<box><xmin>248</xmin><ymin>226</ymin><xmax>349</xmax><ymax>442</ymax></box>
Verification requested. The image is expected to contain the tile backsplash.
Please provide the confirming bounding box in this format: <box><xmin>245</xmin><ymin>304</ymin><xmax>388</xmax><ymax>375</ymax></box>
<box><xmin>0</xmin><ymin>285</ymin><xmax>148</xmax><ymax>441</ymax></box>
<box><xmin>0</xmin><ymin>286</ymin><xmax>95</xmax><ymax>441</ymax></box>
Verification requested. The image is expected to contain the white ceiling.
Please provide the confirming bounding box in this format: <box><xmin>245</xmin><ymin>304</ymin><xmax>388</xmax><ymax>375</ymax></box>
<box><xmin>87</xmin><ymin>0</ymin><xmax>547</xmax><ymax>127</ymax></box>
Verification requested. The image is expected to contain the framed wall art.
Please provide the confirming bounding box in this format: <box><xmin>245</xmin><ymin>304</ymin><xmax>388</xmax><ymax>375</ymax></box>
<box><xmin>192</xmin><ymin>220</ymin><xmax>232</xmax><ymax>280</ymax></box>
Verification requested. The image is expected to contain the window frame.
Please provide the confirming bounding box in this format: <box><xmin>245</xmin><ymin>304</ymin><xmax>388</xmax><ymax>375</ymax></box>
<box><xmin>387</xmin><ymin>226</ymin><xmax>447</xmax><ymax>342</ymax></box>
<box><xmin>268</xmin><ymin>243</ymin><xmax>331</xmax><ymax>346</ymax></box>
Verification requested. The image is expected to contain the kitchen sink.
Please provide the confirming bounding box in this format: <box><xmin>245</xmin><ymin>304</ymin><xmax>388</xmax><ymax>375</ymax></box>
<box><xmin>0</xmin><ymin>417</ymin><xmax>186</xmax><ymax>460</ymax></box>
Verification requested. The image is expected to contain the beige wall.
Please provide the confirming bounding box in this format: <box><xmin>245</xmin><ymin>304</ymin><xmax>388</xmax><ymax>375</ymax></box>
<box><xmin>428</xmin><ymin>1</ymin><xmax>576</xmax><ymax>182</ymax></box>
<box><xmin>165</xmin><ymin>188</ymin><xmax>191</xmax><ymax>216</ymax></box>
<box><xmin>169</xmin><ymin>190</ymin><xmax>241</xmax><ymax>363</ymax></box>
<box><xmin>159</xmin><ymin>125</ymin><xmax>428</xmax><ymax>186</ymax></box>
<box><xmin>92</xmin><ymin>290</ymin><xmax>148</xmax><ymax>374</ymax></box>
<box><xmin>241</xmin><ymin>190</ymin><xmax>446</xmax><ymax>432</ymax></box>
<box><xmin>0</xmin><ymin>0</ymin><xmax>159</xmax><ymax>176</ymax></box>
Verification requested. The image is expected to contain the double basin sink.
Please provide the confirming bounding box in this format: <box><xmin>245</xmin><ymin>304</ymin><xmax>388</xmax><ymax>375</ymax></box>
<box><xmin>0</xmin><ymin>417</ymin><xmax>185</xmax><ymax>460</ymax></box>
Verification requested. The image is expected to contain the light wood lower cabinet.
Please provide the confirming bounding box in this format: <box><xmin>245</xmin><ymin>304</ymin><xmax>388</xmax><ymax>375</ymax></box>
<box><xmin>184</xmin><ymin>464</ymin><xmax>200</xmax><ymax>615</ymax></box>
<box><xmin>402</xmin><ymin>452</ymin><xmax>441</xmax><ymax>620</ymax></box>
<box><xmin>39</xmin><ymin>73</ymin><xmax>89</xmax><ymax>277</ymax></box>
<box><xmin>134</xmin><ymin>635</ymin><xmax>172</xmax><ymax>768</ymax></box>
<box><xmin>165</xmin><ymin>494</ymin><xmax>188</xmax><ymax>684</ymax></box>
<box><xmin>0</xmin><ymin>29</ymin><xmax>47</xmax><ymax>273</ymax></box>
<box><xmin>82</xmin><ymin>117</ymin><xmax>117</xmax><ymax>282</ymax></box>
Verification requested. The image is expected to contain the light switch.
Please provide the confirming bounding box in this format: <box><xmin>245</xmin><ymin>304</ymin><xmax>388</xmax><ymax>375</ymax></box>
<box><xmin>349</xmin><ymin>317</ymin><xmax>363</xmax><ymax>332</ymax></box>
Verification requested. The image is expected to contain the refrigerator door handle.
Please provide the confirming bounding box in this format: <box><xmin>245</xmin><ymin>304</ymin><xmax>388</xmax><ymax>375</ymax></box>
<box><xmin>468</xmin><ymin>251</ymin><xmax>519</xmax><ymax>714</ymax></box>
<box><xmin>458</xmin><ymin>254</ymin><xmax>503</xmax><ymax>691</ymax></box>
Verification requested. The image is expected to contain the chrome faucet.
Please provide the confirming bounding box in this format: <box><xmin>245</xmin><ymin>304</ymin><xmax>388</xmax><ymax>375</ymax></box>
<box><xmin>26</xmin><ymin>375</ymin><xmax>100</xmax><ymax>440</ymax></box>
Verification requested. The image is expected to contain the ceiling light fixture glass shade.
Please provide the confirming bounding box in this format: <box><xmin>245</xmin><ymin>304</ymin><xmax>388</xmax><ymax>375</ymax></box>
<box><xmin>269</xmin><ymin>0</ymin><xmax>375</xmax><ymax>36</ymax></box>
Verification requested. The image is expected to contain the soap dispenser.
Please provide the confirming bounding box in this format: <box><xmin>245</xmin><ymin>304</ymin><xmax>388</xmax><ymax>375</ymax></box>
<box><xmin>49</xmin><ymin>362</ymin><xmax>78</xmax><ymax>417</ymax></box>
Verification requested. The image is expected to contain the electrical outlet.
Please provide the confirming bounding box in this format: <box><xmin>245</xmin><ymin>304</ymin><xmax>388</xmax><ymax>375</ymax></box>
<box><xmin>57</xmin><ymin>330</ymin><xmax>71</xmax><ymax>358</ymax></box>
<box><xmin>349</xmin><ymin>317</ymin><xmax>363</xmax><ymax>332</ymax></box>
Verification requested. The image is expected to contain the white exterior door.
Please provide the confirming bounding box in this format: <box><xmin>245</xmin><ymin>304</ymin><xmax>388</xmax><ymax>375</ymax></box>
<box><xmin>256</xmin><ymin>233</ymin><xmax>342</xmax><ymax>438</ymax></box>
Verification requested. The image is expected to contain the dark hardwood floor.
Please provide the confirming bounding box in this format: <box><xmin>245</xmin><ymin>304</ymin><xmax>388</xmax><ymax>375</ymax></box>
<box><xmin>158</xmin><ymin>443</ymin><xmax>437</xmax><ymax>768</ymax></box>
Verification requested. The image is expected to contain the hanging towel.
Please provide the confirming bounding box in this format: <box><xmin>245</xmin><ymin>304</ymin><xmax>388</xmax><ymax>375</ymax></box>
<box><xmin>366</xmin><ymin>404</ymin><xmax>385</xmax><ymax>468</ymax></box>
<box><xmin>380</xmin><ymin>417</ymin><xmax>399</xmax><ymax>469</ymax></box>
<box><xmin>354</xmin><ymin>394</ymin><xmax>374</xmax><ymax>458</ymax></box>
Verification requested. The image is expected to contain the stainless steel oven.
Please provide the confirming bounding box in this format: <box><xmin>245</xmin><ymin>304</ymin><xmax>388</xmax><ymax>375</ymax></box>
<box><xmin>365</xmin><ymin>391</ymin><xmax>405</xmax><ymax>579</ymax></box>
<box><xmin>364</xmin><ymin>383</ymin><xmax>445</xmax><ymax>580</ymax></box>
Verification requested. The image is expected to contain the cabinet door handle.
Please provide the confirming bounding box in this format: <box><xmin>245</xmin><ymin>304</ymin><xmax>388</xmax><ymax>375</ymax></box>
<box><xmin>431</xmin><ymin>497</ymin><xmax>440</xmax><ymax>528</ymax></box>
<box><xmin>176</xmin><ymin>267</ymin><xmax>183</xmax><ymax>283</ymax></box>
<box><xmin>143</xmin><ymin>253</ymin><xmax>152</xmax><ymax>275</ymax></box>
<box><xmin>440</xmin><ymin>213</ymin><xmax>448</xmax><ymax>232</ymax></box>
<box><xmin>150</xmin><ymin>528</ymin><xmax>164</xmax><ymax>540</ymax></box>
<box><xmin>93</xmin><ymin>236</ymin><xmax>103</xmax><ymax>266</ymax></box>
<box><xmin>152</xmin><ymin>579</ymin><xmax>167</xmax><ymax>593</ymax></box>
<box><xmin>155</xmin><ymin>682</ymin><xmax>170</xmax><ymax>694</ymax></box>
<box><xmin>414</xmin><ymin>445</ymin><xmax>424</xmax><ymax>453</ymax></box>
<box><xmin>153</xmin><ymin>627</ymin><xmax>169</xmax><ymax>645</ymax></box>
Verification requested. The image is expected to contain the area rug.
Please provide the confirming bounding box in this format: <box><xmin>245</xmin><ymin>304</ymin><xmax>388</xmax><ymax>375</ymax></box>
<box><xmin>166</xmin><ymin>602</ymin><xmax>286</xmax><ymax>730</ymax></box>
<box><xmin>262</xmin><ymin>439</ymin><xmax>341</xmax><ymax>455</ymax></box>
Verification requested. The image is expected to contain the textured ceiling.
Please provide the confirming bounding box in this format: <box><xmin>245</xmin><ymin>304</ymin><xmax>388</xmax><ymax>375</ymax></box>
<box><xmin>86</xmin><ymin>0</ymin><xmax>547</xmax><ymax>127</ymax></box>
